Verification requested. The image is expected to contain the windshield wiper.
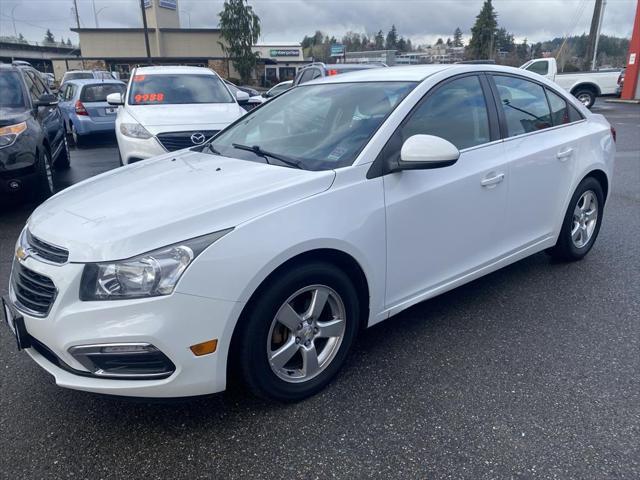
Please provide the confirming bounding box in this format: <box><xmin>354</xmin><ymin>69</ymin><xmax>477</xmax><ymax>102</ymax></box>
<box><xmin>232</xmin><ymin>143</ymin><xmax>304</xmax><ymax>170</ymax></box>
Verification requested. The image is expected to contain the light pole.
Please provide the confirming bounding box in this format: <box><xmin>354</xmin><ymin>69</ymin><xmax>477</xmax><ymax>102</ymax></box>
<box><xmin>11</xmin><ymin>4</ymin><xmax>19</xmax><ymax>37</ymax></box>
<box><xmin>95</xmin><ymin>6</ymin><xmax>110</xmax><ymax>28</ymax></box>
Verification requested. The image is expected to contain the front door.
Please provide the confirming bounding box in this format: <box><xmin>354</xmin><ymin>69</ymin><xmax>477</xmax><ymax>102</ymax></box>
<box><xmin>383</xmin><ymin>74</ymin><xmax>510</xmax><ymax>309</ymax></box>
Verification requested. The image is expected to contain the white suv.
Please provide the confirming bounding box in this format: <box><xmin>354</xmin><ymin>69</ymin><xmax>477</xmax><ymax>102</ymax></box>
<box><xmin>108</xmin><ymin>66</ymin><xmax>248</xmax><ymax>165</ymax></box>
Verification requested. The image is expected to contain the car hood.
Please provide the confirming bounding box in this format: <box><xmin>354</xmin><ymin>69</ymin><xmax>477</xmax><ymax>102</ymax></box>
<box><xmin>28</xmin><ymin>151</ymin><xmax>335</xmax><ymax>262</ymax></box>
<box><xmin>127</xmin><ymin>103</ymin><xmax>244</xmax><ymax>130</ymax></box>
<box><xmin>0</xmin><ymin>107</ymin><xmax>29</xmax><ymax>127</ymax></box>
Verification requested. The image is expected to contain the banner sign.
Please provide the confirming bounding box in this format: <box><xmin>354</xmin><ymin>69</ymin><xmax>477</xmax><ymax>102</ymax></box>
<box><xmin>330</xmin><ymin>44</ymin><xmax>345</xmax><ymax>57</ymax></box>
<box><xmin>159</xmin><ymin>0</ymin><xmax>177</xmax><ymax>9</ymax></box>
<box><xmin>269</xmin><ymin>49</ymin><xmax>300</xmax><ymax>57</ymax></box>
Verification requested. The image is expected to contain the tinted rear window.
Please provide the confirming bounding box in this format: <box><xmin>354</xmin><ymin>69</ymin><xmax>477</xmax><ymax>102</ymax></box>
<box><xmin>0</xmin><ymin>71</ymin><xmax>26</xmax><ymax>108</ymax></box>
<box><xmin>128</xmin><ymin>74</ymin><xmax>234</xmax><ymax>105</ymax></box>
<box><xmin>80</xmin><ymin>83</ymin><xmax>125</xmax><ymax>102</ymax></box>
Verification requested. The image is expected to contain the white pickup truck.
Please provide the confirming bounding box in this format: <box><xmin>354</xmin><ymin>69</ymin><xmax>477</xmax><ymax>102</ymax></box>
<box><xmin>520</xmin><ymin>57</ymin><xmax>621</xmax><ymax>109</ymax></box>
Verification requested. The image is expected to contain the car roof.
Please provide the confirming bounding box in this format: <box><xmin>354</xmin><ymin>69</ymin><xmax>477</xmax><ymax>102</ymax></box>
<box><xmin>133</xmin><ymin>65</ymin><xmax>216</xmax><ymax>75</ymax></box>
<box><xmin>310</xmin><ymin>64</ymin><xmax>544</xmax><ymax>84</ymax></box>
<box><xmin>63</xmin><ymin>79</ymin><xmax>125</xmax><ymax>86</ymax></box>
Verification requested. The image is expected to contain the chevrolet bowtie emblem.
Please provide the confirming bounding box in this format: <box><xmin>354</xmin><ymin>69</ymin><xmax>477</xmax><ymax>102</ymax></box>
<box><xmin>15</xmin><ymin>246</ymin><xmax>28</xmax><ymax>262</ymax></box>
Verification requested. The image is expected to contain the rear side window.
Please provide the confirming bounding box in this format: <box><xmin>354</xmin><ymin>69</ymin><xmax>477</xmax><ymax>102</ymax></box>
<box><xmin>546</xmin><ymin>89</ymin><xmax>570</xmax><ymax>126</ymax></box>
<box><xmin>493</xmin><ymin>75</ymin><xmax>552</xmax><ymax>137</ymax></box>
<box><xmin>525</xmin><ymin>61</ymin><xmax>549</xmax><ymax>76</ymax></box>
<box><xmin>400</xmin><ymin>75</ymin><xmax>491</xmax><ymax>150</ymax></box>
<box><xmin>80</xmin><ymin>83</ymin><xmax>125</xmax><ymax>102</ymax></box>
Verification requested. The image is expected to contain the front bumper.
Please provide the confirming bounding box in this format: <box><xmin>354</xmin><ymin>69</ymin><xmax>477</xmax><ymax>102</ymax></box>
<box><xmin>6</xmin><ymin>256</ymin><xmax>242</xmax><ymax>398</ymax></box>
<box><xmin>115</xmin><ymin>129</ymin><xmax>166</xmax><ymax>165</ymax></box>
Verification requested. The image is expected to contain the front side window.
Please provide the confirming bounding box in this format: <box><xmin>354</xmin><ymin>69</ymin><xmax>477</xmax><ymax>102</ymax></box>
<box><xmin>400</xmin><ymin>75</ymin><xmax>491</xmax><ymax>150</ymax></box>
<box><xmin>210</xmin><ymin>81</ymin><xmax>416</xmax><ymax>170</ymax></box>
<box><xmin>80</xmin><ymin>83</ymin><xmax>125</xmax><ymax>102</ymax></box>
<box><xmin>0</xmin><ymin>71</ymin><xmax>26</xmax><ymax>108</ymax></box>
<box><xmin>22</xmin><ymin>71</ymin><xmax>41</xmax><ymax>103</ymax></box>
<box><xmin>128</xmin><ymin>74</ymin><xmax>234</xmax><ymax>105</ymax></box>
<box><xmin>493</xmin><ymin>75</ymin><xmax>552</xmax><ymax>137</ymax></box>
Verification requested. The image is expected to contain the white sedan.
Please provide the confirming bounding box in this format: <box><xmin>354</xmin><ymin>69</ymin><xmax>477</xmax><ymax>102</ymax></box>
<box><xmin>4</xmin><ymin>64</ymin><xmax>615</xmax><ymax>401</ymax></box>
<box><xmin>108</xmin><ymin>66</ymin><xmax>248</xmax><ymax>165</ymax></box>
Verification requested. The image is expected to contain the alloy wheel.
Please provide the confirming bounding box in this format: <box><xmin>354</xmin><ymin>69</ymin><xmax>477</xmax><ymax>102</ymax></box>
<box><xmin>571</xmin><ymin>190</ymin><xmax>598</xmax><ymax>248</ymax></box>
<box><xmin>267</xmin><ymin>285</ymin><xmax>346</xmax><ymax>383</ymax></box>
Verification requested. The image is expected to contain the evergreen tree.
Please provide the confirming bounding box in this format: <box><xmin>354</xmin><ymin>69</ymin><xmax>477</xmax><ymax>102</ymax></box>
<box><xmin>18</xmin><ymin>33</ymin><xmax>27</xmax><ymax>44</ymax></box>
<box><xmin>397</xmin><ymin>37</ymin><xmax>407</xmax><ymax>52</ymax></box>
<box><xmin>218</xmin><ymin>0</ymin><xmax>261</xmax><ymax>83</ymax></box>
<box><xmin>453</xmin><ymin>27</ymin><xmax>463</xmax><ymax>47</ymax></box>
<box><xmin>467</xmin><ymin>0</ymin><xmax>498</xmax><ymax>59</ymax></box>
<box><xmin>43</xmin><ymin>29</ymin><xmax>55</xmax><ymax>44</ymax></box>
<box><xmin>374</xmin><ymin>30</ymin><xmax>385</xmax><ymax>50</ymax></box>
<box><xmin>66</xmin><ymin>38</ymin><xmax>73</xmax><ymax>46</ymax></box>
<box><xmin>435</xmin><ymin>37</ymin><xmax>444</xmax><ymax>46</ymax></box>
<box><xmin>385</xmin><ymin>25</ymin><xmax>397</xmax><ymax>50</ymax></box>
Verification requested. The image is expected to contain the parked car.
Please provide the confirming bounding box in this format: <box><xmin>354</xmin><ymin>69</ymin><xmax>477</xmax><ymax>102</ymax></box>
<box><xmin>0</xmin><ymin>63</ymin><xmax>69</xmax><ymax>202</ymax></box>
<box><xmin>520</xmin><ymin>57</ymin><xmax>621</xmax><ymax>108</ymax></box>
<box><xmin>60</xmin><ymin>70</ymin><xmax>115</xmax><ymax>86</ymax></box>
<box><xmin>58</xmin><ymin>79</ymin><xmax>126</xmax><ymax>145</ymax></box>
<box><xmin>263</xmin><ymin>80</ymin><xmax>293</xmax><ymax>98</ymax></box>
<box><xmin>224</xmin><ymin>80</ymin><xmax>264</xmax><ymax>111</ymax></box>
<box><xmin>293</xmin><ymin>62</ymin><xmax>386</xmax><ymax>86</ymax></box>
<box><xmin>617</xmin><ymin>68</ymin><xmax>625</xmax><ymax>96</ymax></box>
<box><xmin>108</xmin><ymin>66</ymin><xmax>248</xmax><ymax>165</ymax></box>
<box><xmin>3</xmin><ymin>65</ymin><xmax>615</xmax><ymax>402</ymax></box>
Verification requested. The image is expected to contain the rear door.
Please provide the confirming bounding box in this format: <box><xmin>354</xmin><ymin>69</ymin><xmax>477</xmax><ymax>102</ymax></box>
<box><xmin>489</xmin><ymin>74</ymin><xmax>580</xmax><ymax>249</ymax></box>
<box><xmin>80</xmin><ymin>83</ymin><xmax>125</xmax><ymax>123</ymax></box>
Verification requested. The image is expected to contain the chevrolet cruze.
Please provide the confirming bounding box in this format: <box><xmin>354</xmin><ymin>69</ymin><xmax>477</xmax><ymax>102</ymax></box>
<box><xmin>3</xmin><ymin>65</ymin><xmax>616</xmax><ymax>401</ymax></box>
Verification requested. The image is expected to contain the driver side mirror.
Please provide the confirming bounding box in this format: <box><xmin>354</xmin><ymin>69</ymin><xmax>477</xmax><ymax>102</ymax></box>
<box><xmin>236</xmin><ymin>91</ymin><xmax>250</xmax><ymax>105</ymax></box>
<box><xmin>36</xmin><ymin>93</ymin><xmax>59</xmax><ymax>107</ymax></box>
<box><xmin>392</xmin><ymin>135</ymin><xmax>460</xmax><ymax>172</ymax></box>
<box><xmin>106</xmin><ymin>92</ymin><xmax>124</xmax><ymax>106</ymax></box>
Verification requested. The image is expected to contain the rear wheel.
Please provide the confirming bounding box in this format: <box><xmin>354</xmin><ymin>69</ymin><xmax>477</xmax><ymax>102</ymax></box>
<box><xmin>573</xmin><ymin>88</ymin><xmax>596</xmax><ymax>109</ymax></box>
<box><xmin>236</xmin><ymin>262</ymin><xmax>359</xmax><ymax>402</ymax></box>
<box><xmin>548</xmin><ymin>176</ymin><xmax>604</xmax><ymax>261</ymax></box>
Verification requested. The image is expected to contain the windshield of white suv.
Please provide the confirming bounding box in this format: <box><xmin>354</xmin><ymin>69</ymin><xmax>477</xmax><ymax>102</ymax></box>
<box><xmin>128</xmin><ymin>74</ymin><xmax>234</xmax><ymax>105</ymax></box>
<box><xmin>209</xmin><ymin>81</ymin><xmax>416</xmax><ymax>170</ymax></box>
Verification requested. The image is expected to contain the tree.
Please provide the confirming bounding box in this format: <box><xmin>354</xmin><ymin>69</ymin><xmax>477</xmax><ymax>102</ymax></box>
<box><xmin>218</xmin><ymin>0</ymin><xmax>261</xmax><ymax>83</ymax></box>
<box><xmin>18</xmin><ymin>33</ymin><xmax>27</xmax><ymax>44</ymax></box>
<box><xmin>446</xmin><ymin>37</ymin><xmax>452</xmax><ymax>47</ymax></box>
<box><xmin>385</xmin><ymin>24</ymin><xmax>397</xmax><ymax>50</ymax></box>
<box><xmin>374</xmin><ymin>30</ymin><xmax>385</xmax><ymax>50</ymax></box>
<box><xmin>453</xmin><ymin>27</ymin><xmax>463</xmax><ymax>47</ymax></box>
<box><xmin>66</xmin><ymin>38</ymin><xmax>72</xmax><ymax>46</ymax></box>
<box><xmin>467</xmin><ymin>0</ymin><xmax>498</xmax><ymax>59</ymax></box>
<box><xmin>43</xmin><ymin>29</ymin><xmax>55</xmax><ymax>44</ymax></box>
<box><xmin>435</xmin><ymin>37</ymin><xmax>444</xmax><ymax>46</ymax></box>
<box><xmin>397</xmin><ymin>37</ymin><xmax>407</xmax><ymax>52</ymax></box>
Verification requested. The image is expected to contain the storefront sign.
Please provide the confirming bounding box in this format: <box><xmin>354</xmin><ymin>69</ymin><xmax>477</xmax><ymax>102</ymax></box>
<box><xmin>159</xmin><ymin>0</ymin><xmax>177</xmax><ymax>9</ymax></box>
<box><xmin>269</xmin><ymin>49</ymin><xmax>300</xmax><ymax>58</ymax></box>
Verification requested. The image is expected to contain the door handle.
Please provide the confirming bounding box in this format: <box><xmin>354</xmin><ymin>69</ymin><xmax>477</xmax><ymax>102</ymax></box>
<box><xmin>480</xmin><ymin>172</ymin><xmax>505</xmax><ymax>187</ymax></box>
<box><xmin>556</xmin><ymin>147</ymin><xmax>574</xmax><ymax>161</ymax></box>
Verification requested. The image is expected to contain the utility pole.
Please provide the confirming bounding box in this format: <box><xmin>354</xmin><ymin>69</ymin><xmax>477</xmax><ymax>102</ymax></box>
<box><xmin>139</xmin><ymin>0</ymin><xmax>152</xmax><ymax>64</ymax></box>
<box><xmin>91</xmin><ymin>0</ymin><xmax>98</xmax><ymax>27</ymax></box>
<box><xmin>72</xmin><ymin>0</ymin><xmax>85</xmax><ymax>68</ymax></box>
<box><xmin>584</xmin><ymin>0</ymin><xmax>605</xmax><ymax>70</ymax></box>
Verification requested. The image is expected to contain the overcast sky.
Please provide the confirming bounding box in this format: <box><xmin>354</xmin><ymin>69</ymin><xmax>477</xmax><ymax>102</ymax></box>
<box><xmin>0</xmin><ymin>0</ymin><xmax>636</xmax><ymax>46</ymax></box>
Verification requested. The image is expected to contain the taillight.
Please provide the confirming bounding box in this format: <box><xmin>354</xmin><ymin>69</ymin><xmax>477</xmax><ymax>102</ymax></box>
<box><xmin>327</xmin><ymin>69</ymin><xmax>338</xmax><ymax>76</ymax></box>
<box><xmin>75</xmin><ymin>100</ymin><xmax>88</xmax><ymax>116</ymax></box>
<box><xmin>611</xmin><ymin>126</ymin><xmax>616</xmax><ymax>142</ymax></box>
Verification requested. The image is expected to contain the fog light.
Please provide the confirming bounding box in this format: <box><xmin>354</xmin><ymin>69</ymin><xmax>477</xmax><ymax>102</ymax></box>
<box><xmin>190</xmin><ymin>339</ymin><xmax>218</xmax><ymax>356</ymax></box>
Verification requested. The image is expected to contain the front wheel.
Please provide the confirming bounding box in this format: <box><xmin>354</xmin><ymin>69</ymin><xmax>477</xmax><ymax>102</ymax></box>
<box><xmin>548</xmin><ymin>176</ymin><xmax>604</xmax><ymax>261</ymax></box>
<box><xmin>236</xmin><ymin>262</ymin><xmax>360</xmax><ymax>402</ymax></box>
<box><xmin>31</xmin><ymin>149</ymin><xmax>55</xmax><ymax>203</ymax></box>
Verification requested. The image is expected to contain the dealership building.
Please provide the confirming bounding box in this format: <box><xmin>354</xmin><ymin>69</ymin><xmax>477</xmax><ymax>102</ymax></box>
<box><xmin>54</xmin><ymin>0</ymin><xmax>307</xmax><ymax>85</ymax></box>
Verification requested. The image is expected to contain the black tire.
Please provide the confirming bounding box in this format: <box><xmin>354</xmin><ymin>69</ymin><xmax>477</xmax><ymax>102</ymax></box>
<box><xmin>31</xmin><ymin>149</ymin><xmax>55</xmax><ymax>203</ymax></box>
<box><xmin>236</xmin><ymin>262</ymin><xmax>360</xmax><ymax>402</ymax></box>
<box><xmin>53</xmin><ymin>132</ymin><xmax>71</xmax><ymax>170</ymax></box>
<box><xmin>573</xmin><ymin>88</ymin><xmax>596</xmax><ymax>109</ymax></box>
<box><xmin>548</xmin><ymin>176</ymin><xmax>604</xmax><ymax>262</ymax></box>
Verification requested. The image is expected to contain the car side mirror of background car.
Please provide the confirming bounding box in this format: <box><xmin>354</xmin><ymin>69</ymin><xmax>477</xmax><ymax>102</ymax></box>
<box><xmin>106</xmin><ymin>93</ymin><xmax>124</xmax><ymax>106</ymax></box>
<box><xmin>393</xmin><ymin>135</ymin><xmax>460</xmax><ymax>172</ymax></box>
<box><xmin>236</xmin><ymin>91</ymin><xmax>250</xmax><ymax>105</ymax></box>
<box><xmin>36</xmin><ymin>93</ymin><xmax>59</xmax><ymax>107</ymax></box>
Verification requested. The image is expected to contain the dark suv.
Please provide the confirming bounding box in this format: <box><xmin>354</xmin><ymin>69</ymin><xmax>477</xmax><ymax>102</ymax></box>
<box><xmin>1</xmin><ymin>63</ymin><xmax>70</xmax><ymax>202</ymax></box>
<box><xmin>293</xmin><ymin>62</ymin><xmax>386</xmax><ymax>86</ymax></box>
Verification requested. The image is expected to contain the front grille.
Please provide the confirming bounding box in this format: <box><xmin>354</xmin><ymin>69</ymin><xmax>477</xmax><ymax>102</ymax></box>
<box><xmin>156</xmin><ymin>130</ymin><xmax>219</xmax><ymax>152</ymax></box>
<box><xmin>11</xmin><ymin>261</ymin><xmax>57</xmax><ymax>316</ymax></box>
<box><xmin>27</xmin><ymin>231</ymin><xmax>69</xmax><ymax>264</ymax></box>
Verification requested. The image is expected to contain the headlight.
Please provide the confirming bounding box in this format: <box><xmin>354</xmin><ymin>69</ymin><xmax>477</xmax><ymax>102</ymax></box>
<box><xmin>80</xmin><ymin>229</ymin><xmax>232</xmax><ymax>301</ymax></box>
<box><xmin>120</xmin><ymin>122</ymin><xmax>152</xmax><ymax>139</ymax></box>
<box><xmin>0</xmin><ymin>121</ymin><xmax>27</xmax><ymax>148</ymax></box>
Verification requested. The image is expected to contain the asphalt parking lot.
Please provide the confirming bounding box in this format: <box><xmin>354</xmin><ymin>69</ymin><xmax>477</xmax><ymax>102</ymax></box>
<box><xmin>0</xmin><ymin>103</ymin><xmax>638</xmax><ymax>479</ymax></box>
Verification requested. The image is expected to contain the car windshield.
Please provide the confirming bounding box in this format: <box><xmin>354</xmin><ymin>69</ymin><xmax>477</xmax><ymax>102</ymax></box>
<box><xmin>80</xmin><ymin>83</ymin><xmax>125</xmax><ymax>102</ymax></box>
<box><xmin>0</xmin><ymin>71</ymin><xmax>26</xmax><ymax>108</ymax></box>
<box><xmin>129</xmin><ymin>74</ymin><xmax>234</xmax><ymax>105</ymax></box>
<box><xmin>210</xmin><ymin>81</ymin><xmax>416</xmax><ymax>170</ymax></box>
<box><xmin>65</xmin><ymin>72</ymin><xmax>93</xmax><ymax>80</ymax></box>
